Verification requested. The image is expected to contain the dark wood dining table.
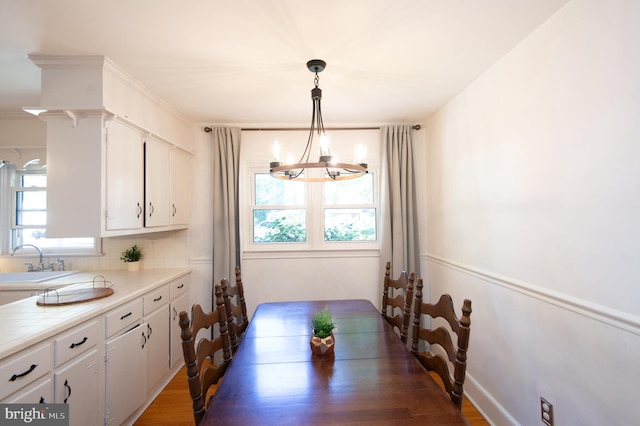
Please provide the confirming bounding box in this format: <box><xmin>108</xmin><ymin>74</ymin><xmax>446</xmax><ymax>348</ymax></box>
<box><xmin>201</xmin><ymin>299</ymin><xmax>470</xmax><ymax>425</ymax></box>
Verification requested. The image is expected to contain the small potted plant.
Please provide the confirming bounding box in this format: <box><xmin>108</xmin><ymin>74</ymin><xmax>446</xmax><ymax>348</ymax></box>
<box><xmin>310</xmin><ymin>307</ymin><xmax>336</xmax><ymax>356</ymax></box>
<box><xmin>121</xmin><ymin>245</ymin><xmax>142</xmax><ymax>271</ymax></box>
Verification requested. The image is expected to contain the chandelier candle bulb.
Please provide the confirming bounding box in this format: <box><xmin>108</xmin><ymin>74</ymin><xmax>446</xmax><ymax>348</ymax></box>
<box><xmin>272</xmin><ymin>139</ymin><xmax>281</xmax><ymax>163</ymax></box>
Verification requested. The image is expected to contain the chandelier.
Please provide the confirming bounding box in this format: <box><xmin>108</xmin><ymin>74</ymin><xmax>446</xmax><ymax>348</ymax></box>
<box><xmin>269</xmin><ymin>59</ymin><xmax>368</xmax><ymax>182</ymax></box>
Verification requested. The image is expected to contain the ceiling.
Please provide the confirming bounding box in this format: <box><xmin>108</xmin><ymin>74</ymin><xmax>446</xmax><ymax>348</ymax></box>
<box><xmin>0</xmin><ymin>0</ymin><xmax>569</xmax><ymax>126</ymax></box>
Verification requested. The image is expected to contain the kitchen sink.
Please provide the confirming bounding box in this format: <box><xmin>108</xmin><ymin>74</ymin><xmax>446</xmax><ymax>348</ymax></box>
<box><xmin>0</xmin><ymin>270</ymin><xmax>78</xmax><ymax>283</ymax></box>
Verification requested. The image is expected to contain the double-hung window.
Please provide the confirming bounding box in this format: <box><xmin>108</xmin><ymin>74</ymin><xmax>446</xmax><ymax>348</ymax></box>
<box><xmin>243</xmin><ymin>128</ymin><xmax>379</xmax><ymax>251</ymax></box>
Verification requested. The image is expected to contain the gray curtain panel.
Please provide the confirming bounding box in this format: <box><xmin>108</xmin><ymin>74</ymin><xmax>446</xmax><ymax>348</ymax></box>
<box><xmin>380</xmin><ymin>125</ymin><xmax>421</xmax><ymax>283</ymax></box>
<box><xmin>211</xmin><ymin>127</ymin><xmax>242</xmax><ymax>310</ymax></box>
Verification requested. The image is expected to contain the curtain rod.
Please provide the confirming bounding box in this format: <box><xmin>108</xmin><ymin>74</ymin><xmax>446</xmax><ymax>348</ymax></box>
<box><xmin>203</xmin><ymin>125</ymin><xmax>420</xmax><ymax>133</ymax></box>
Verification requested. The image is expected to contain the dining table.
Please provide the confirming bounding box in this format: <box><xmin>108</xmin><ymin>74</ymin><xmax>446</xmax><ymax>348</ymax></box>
<box><xmin>201</xmin><ymin>299</ymin><xmax>470</xmax><ymax>425</ymax></box>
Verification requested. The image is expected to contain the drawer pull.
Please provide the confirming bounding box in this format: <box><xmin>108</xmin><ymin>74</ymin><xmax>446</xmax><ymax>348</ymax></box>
<box><xmin>120</xmin><ymin>312</ymin><xmax>132</xmax><ymax>320</ymax></box>
<box><xmin>39</xmin><ymin>396</ymin><xmax>45</xmax><ymax>403</ymax></box>
<box><xmin>9</xmin><ymin>364</ymin><xmax>37</xmax><ymax>382</ymax></box>
<box><xmin>69</xmin><ymin>336</ymin><xmax>88</xmax><ymax>349</ymax></box>
<box><xmin>177</xmin><ymin>284</ymin><xmax>184</xmax><ymax>289</ymax></box>
<box><xmin>64</xmin><ymin>379</ymin><xmax>72</xmax><ymax>404</ymax></box>
<box><xmin>153</xmin><ymin>296</ymin><xmax>163</xmax><ymax>302</ymax></box>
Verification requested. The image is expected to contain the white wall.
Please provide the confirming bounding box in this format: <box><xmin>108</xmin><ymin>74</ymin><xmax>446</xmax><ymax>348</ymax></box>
<box><xmin>422</xmin><ymin>0</ymin><xmax>640</xmax><ymax>424</ymax></box>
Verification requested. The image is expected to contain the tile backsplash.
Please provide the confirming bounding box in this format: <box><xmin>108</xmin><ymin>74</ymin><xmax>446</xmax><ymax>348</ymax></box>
<box><xmin>0</xmin><ymin>229</ymin><xmax>188</xmax><ymax>272</ymax></box>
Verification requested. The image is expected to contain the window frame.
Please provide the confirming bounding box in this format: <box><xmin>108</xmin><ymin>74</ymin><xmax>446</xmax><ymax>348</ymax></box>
<box><xmin>244</xmin><ymin>163</ymin><xmax>380</xmax><ymax>252</ymax></box>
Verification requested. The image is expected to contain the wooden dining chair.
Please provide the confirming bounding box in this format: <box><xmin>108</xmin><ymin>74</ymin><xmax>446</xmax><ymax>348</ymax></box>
<box><xmin>179</xmin><ymin>285</ymin><xmax>232</xmax><ymax>425</ymax></box>
<box><xmin>220</xmin><ymin>266</ymin><xmax>249</xmax><ymax>354</ymax></box>
<box><xmin>410</xmin><ymin>278</ymin><xmax>472</xmax><ymax>410</ymax></box>
<box><xmin>381</xmin><ymin>261</ymin><xmax>415</xmax><ymax>343</ymax></box>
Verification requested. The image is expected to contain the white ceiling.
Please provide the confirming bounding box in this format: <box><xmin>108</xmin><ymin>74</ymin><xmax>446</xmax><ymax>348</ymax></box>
<box><xmin>0</xmin><ymin>0</ymin><xmax>569</xmax><ymax>126</ymax></box>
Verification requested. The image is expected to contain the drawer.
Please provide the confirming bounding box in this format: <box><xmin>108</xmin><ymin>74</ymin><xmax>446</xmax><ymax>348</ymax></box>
<box><xmin>143</xmin><ymin>285</ymin><xmax>170</xmax><ymax>315</ymax></box>
<box><xmin>54</xmin><ymin>320</ymin><xmax>99</xmax><ymax>368</ymax></box>
<box><xmin>169</xmin><ymin>274</ymin><xmax>190</xmax><ymax>300</ymax></box>
<box><xmin>105</xmin><ymin>298</ymin><xmax>143</xmax><ymax>338</ymax></box>
<box><xmin>0</xmin><ymin>343</ymin><xmax>52</xmax><ymax>400</ymax></box>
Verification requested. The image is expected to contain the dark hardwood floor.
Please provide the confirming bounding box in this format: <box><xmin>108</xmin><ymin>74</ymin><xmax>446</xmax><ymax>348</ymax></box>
<box><xmin>135</xmin><ymin>366</ymin><xmax>490</xmax><ymax>425</ymax></box>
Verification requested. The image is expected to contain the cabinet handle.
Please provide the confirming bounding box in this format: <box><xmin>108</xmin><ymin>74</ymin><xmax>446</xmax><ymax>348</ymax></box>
<box><xmin>141</xmin><ymin>330</ymin><xmax>147</xmax><ymax>349</ymax></box>
<box><xmin>69</xmin><ymin>336</ymin><xmax>88</xmax><ymax>349</ymax></box>
<box><xmin>148</xmin><ymin>202</ymin><xmax>155</xmax><ymax>217</ymax></box>
<box><xmin>63</xmin><ymin>379</ymin><xmax>72</xmax><ymax>404</ymax></box>
<box><xmin>147</xmin><ymin>323</ymin><xmax>153</xmax><ymax>339</ymax></box>
<box><xmin>172</xmin><ymin>307</ymin><xmax>178</xmax><ymax>320</ymax></box>
<box><xmin>120</xmin><ymin>312</ymin><xmax>132</xmax><ymax>320</ymax></box>
<box><xmin>9</xmin><ymin>364</ymin><xmax>37</xmax><ymax>382</ymax></box>
<box><xmin>172</xmin><ymin>204</ymin><xmax>177</xmax><ymax>217</ymax></box>
<box><xmin>153</xmin><ymin>296</ymin><xmax>162</xmax><ymax>302</ymax></box>
<box><xmin>39</xmin><ymin>396</ymin><xmax>45</xmax><ymax>404</ymax></box>
<box><xmin>136</xmin><ymin>203</ymin><xmax>142</xmax><ymax>218</ymax></box>
<box><xmin>177</xmin><ymin>284</ymin><xmax>184</xmax><ymax>289</ymax></box>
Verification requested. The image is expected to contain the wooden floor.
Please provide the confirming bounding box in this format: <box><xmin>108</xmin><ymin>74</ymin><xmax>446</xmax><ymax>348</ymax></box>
<box><xmin>135</xmin><ymin>366</ymin><xmax>490</xmax><ymax>425</ymax></box>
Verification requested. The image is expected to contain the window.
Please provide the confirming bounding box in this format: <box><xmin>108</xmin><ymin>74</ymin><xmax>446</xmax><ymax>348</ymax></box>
<box><xmin>250</xmin><ymin>170</ymin><xmax>377</xmax><ymax>248</ymax></box>
<box><xmin>242</xmin><ymin>128</ymin><xmax>379</xmax><ymax>251</ymax></box>
<box><xmin>5</xmin><ymin>162</ymin><xmax>98</xmax><ymax>254</ymax></box>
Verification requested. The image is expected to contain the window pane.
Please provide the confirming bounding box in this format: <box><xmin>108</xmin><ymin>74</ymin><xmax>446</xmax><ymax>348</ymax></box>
<box><xmin>324</xmin><ymin>208</ymin><xmax>376</xmax><ymax>241</ymax></box>
<box><xmin>17</xmin><ymin>190</ymin><xmax>46</xmax><ymax>210</ymax></box>
<box><xmin>255</xmin><ymin>174</ymin><xmax>305</xmax><ymax>206</ymax></box>
<box><xmin>253</xmin><ymin>209</ymin><xmax>306</xmax><ymax>243</ymax></box>
<box><xmin>324</xmin><ymin>173</ymin><xmax>373</xmax><ymax>205</ymax></box>
<box><xmin>18</xmin><ymin>228</ymin><xmax>95</xmax><ymax>249</ymax></box>
<box><xmin>21</xmin><ymin>174</ymin><xmax>46</xmax><ymax>187</ymax></box>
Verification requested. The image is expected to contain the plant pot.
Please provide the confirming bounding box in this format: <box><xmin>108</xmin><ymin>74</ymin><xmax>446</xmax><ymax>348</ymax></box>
<box><xmin>127</xmin><ymin>261</ymin><xmax>140</xmax><ymax>271</ymax></box>
<box><xmin>310</xmin><ymin>332</ymin><xmax>335</xmax><ymax>356</ymax></box>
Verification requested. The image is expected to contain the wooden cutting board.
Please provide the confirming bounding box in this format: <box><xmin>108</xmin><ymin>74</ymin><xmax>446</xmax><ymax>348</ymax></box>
<box><xmin>37</xmin><ymin>287</ymin><xmax>114</xmax><ymax>306</ymax></box>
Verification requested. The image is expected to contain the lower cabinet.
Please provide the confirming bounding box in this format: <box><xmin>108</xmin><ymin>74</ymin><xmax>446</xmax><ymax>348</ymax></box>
<box><xmin>145</xmin><ymin>305</ymin><xmax>170</xmax><ymax>392</ymax></box>
<box><xmin>170</xmin><ymin>292</ymin><xmax>190</xmax><ymax>368</ymax></box>
<box><xmin>105</xmin><ymin>321</ymin><xmax>147</xmax><ymax>426</ymax></box>
<box><xmin>0</xmin><ymin>271</ymin><xmax>191</xmax><ymax>425</ymax></box>
<box><xmin>54</xmin><ymin>349</ymin><xmax>100</xmax><ymax>426</ymax></box>
<box><xmin>6</xmin><ymin>377</ymin><xmax>53</xmax><ymax>404</ymax></box>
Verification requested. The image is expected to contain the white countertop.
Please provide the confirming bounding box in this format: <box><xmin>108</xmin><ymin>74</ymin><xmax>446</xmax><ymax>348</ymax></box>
<box><xmin>0</xmin><ymin>268</ymin><xmax>191</xmax><ymax>360</ymax></box>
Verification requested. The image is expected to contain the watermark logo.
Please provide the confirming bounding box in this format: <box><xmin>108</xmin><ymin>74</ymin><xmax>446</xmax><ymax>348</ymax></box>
<box><xmin>0</xmin><ymin>404</ymin><xmax>68</xmax><ymax>425</ymax></box>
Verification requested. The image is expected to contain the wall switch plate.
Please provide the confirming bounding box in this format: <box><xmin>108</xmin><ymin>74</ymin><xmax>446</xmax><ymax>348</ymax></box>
<box><xmin>541</xmin><ymin>397</ymin><xmax>554</xmax><ymax>426</ymax></box>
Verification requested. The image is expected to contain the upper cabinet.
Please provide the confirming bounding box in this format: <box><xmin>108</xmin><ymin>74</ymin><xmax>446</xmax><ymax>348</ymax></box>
<box><xmin>29</xmin><ymin>55</ymin><xmax>193</xmax><ymax>238</ymax></box>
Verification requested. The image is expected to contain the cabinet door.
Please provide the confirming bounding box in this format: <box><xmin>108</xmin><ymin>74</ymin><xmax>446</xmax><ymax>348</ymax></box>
<box><xmin>170</xmin><ymin>148</ymin><xmax>192</xmax><ymax>225</ymax></box>
<box><xmin>170</xmin><ymin>292</ymin><xmax>190</xmax><ymax>368</ymax></box>
<box><xmin>145</xmin><ymin>307</ymin><xmax>170</xmax><ymax>392</ymax></box>
<box><xmin>144</xmin><ymin>137</ymin><xmax>171</xmax><ymax>227</ymax></box>
<box><xmin>105</xmin><ymin>323</ymin><xmax>146</xmax><ymax>426</ymax></box>
<box><xmin>54</xmin><ymin>349</ymin><xmax>100</xmax><ymax>426</ymax></box>
<box><xmin>105</xmin><ymin>120</ymin><xmax>144</xmax><ymax>231</ymax></box>
<box><xmin>5</xmin><ymin>377</ymin><xmax>53</xmax><ymax>404</ymax></box>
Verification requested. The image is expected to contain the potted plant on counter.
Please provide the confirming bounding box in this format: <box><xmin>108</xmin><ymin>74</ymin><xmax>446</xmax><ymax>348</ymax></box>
<box><xmin>121</xmin><ymin>245</ymin><xmax>142</xmax><ymax>271</ymax></box>
<box><xmin>310</xmin><ymin>307</ymin><xmax>336</xmax><ymax>356</ymax></box>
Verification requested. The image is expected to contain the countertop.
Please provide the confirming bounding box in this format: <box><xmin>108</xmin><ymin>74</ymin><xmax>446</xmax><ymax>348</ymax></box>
<box><xmin>0</xmin><ymin>268</ymin><xmax>191</xmax><ymax>360</ymax></box>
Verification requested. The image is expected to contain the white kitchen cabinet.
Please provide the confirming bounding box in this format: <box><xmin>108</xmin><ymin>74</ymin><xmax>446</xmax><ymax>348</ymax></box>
<box><xmin>143</xmin><ymin>284</ymin><xmax>170</xmax><ymax>392</ymax></box>
<box><xmin>6</xmin><ymin>377</ymin><xmax>53</xmax><ymax>404</ymax></box>
<box><xmin>170</xmin><ymin>292</ymin><xmax>189</xmax><ymax>368</ymax></box>
<box><xmin>53</xmin><ymin>320</ymin><xmax>100</xmax><ymax>426</ymax></box>
<box><xmin>105</xmin><ymin>120</ymin><xmax>144</xmax><ymax>231</ymax></box>
<box><xmin>105</xmin><ymin>322</ymin><xmax>147</xmax><ymax>426</ymax></box>
<box><xmin>144</xmin><ymin>136</ymin><xmax>171</xmax><ymax>228</ymax></box>
<box><xmin>0</xmin><ymin>342</ymin><xmax>52</xmax><ymax>401</ymax></box>
<box><xmin>54</xmin><ymin>349</ymin><xmax>100</xmax><ymax>426</ymax></box>
<box><xmin>168</xmin><ymin>274</ymin><xmax>190</xmax><ymax>368</ymax></box>
<box><xmin>170</xmin><ymin>147</ymin><xmax>192</xmax><ymax>226</ymax></box>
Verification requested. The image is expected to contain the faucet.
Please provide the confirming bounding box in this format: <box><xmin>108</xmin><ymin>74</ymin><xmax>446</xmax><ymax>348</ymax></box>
<box><xmin>11</xmin><ymin>244</ymin><xmax>44</xmax><ymax>272</ymax></box>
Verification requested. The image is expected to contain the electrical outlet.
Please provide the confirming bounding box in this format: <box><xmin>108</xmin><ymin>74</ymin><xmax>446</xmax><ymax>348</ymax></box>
<box><xmin>540</xmin><ymin>397</ymin><xmax>554</xmax><ymax>426</ymax></box>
